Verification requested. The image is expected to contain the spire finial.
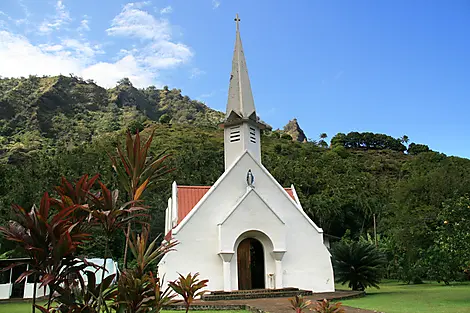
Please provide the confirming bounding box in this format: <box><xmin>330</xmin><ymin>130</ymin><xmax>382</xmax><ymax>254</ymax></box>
<box><xmin>234</xmin><ymin>13</ymin><xmax>240</xmax><ymax>32</ymax></box>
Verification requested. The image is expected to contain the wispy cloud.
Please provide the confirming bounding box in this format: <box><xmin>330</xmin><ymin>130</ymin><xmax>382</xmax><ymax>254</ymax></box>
<box><xmin>107</xmin><ymin>3</ymin><xmax>170</xmax><ymax>40</ymax></box>
<box><xmin>212</xmin><ymin>0</ymin><xmax>221</xmax><ymax>9</ymax></box>
<box><xmin>78</xmin><ymin>15</ymin><xmax>90</xmax><ymax>32</ymax></box>
<box><xmin>160</xmin><ymin>6</ymin><xmax>173</xmax><ymax>14</ymax></box>
<box><xmin>190</xmin><ymin>67</ymin><xmax>205</xmax><ymax>79</ymax></box>
<box><xmin>18</xmin><ymin>0</ymin><xmax>31</xmax><ymax>18</ymax></box>
<box><xmin>39</xmin><ymin>0</ymin><xmax>71</xmax><ymax>34</ymax></box>
<box><xmin>0</xmin><ymin>1</ymin><xmax>193</xmax><ymax>88</ymax></box>
<box><xmin>107</xmin><ymin>3</ymin><xmax>192</xmax><ymax>70</ymax></box>
<box><xmin>334</xmin><ymin>70</ymin><xmax>344</xmax><ymax>80</ymax></box>
<box><xmin>199</xmin><ymin>91</ymin><xmax>215</xmax><ymax>98</ymax></box>
<box><xmin>0</xmin><ymin>30</ymin><xmax>154</xmax><ymax>88</ymax></box>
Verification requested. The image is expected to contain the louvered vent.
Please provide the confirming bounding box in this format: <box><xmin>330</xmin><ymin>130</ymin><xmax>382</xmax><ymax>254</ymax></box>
<box><xmin>249</xmin><ymin>127</ymin><xmax>256</xmax><ymax>143</ymax></box>
<box><xmin>230</xmin><ymin>126</ymin><xmax>241</xmax><ymax>142</ymax></box>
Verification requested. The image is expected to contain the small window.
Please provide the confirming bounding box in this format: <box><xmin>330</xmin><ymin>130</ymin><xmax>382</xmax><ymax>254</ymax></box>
<box><xmin>249</xmin><ymin>127</ymin><xmax>256</xmax><ymax>143</ymax></box>
<box><xmin>230</xmin><ymin>126</ymin><xmax>241</xmax><ymax>142</ymax></box>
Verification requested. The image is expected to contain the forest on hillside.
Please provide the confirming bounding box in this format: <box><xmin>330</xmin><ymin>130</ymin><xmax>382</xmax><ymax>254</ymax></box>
<box><xmin>0</xmin><ymin>75</ymin><xmax>469</xmax><ymax>284</ymax></box>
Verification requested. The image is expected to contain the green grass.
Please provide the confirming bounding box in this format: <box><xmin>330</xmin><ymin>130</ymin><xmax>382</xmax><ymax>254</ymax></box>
<box><xmin>0</xmin><ymin>302</ymin><xmax>250</xmax><ymax>313</ymax></box>
<box><xmin>339</xmin><ymin>280</ymin><xmax>470</xmax><ymax>313</ymax></box>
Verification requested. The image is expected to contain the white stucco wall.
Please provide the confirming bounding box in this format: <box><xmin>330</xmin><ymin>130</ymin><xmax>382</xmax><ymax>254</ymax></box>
<box><xmin>23</xmin><ymin>284</ymin><xmax>49</xmax><ymax>299</ymax></box>
<box><xmin>0</xmin><ymin>284</ymin><xmax>11</xmax><ymax>300</ymax></box>
<box><xmin>159</xmin><ymin>151</ymin><xmax>334</xmax><ymax>293</ymax></box>
<box><xmin>224</xmin><ymin>123</ymin><xmax>261</xmax><ymax>169</ymax></box>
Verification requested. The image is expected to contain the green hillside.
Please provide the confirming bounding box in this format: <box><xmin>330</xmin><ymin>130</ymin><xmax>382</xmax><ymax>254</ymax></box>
<box><xmin>0</xmin><ymin>75</ymin><xmax>469</xmax><ymax>283</ymax></box>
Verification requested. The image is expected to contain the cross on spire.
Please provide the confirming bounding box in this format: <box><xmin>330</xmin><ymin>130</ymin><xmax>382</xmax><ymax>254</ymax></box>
<box><xmin>234</xmin><ymin>13</ymin><xmax>240</xmax><ymax>32</ymax></box>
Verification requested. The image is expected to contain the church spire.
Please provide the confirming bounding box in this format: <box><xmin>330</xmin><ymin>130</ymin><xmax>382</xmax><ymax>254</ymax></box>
<box><xmin>225</xmin><ymin>13</ymin><xmax>256</xmax><ymax>121</ymax></box>
<box><xmin>222</xmin><ymin>14</ymin><xmax>263</xmax><ymax>170</ymax></box>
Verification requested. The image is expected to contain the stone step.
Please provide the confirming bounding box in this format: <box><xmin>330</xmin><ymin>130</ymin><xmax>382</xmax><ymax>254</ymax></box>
<box><xmin>209</xmin><ymin>287</ymin><xmax>300</xmax><ymax>295</ymax></box>
<box><xmin>202</xmin><ymin>288</ymin><xmax>313</xmax><ymax>301</ymax></box>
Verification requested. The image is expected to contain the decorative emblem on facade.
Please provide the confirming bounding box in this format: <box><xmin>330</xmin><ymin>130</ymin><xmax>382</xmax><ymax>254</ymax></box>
<box><xmin>246</xmin><ymin>169</ymin><xmax>254</xmax><ymax>187</ymax></box>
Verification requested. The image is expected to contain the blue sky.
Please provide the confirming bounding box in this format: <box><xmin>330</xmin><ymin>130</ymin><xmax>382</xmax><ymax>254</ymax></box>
<box><xmin>1</xmin><ymin>1</ymin><xmax>469</xmax><ymax>158</ymax></box>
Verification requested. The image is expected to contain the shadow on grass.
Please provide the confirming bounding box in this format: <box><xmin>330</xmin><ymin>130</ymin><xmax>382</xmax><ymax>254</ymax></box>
<box><xmin>363</xmin><ymin>291</ymin><xmax>397</xmax><ymax>297</ymax></box>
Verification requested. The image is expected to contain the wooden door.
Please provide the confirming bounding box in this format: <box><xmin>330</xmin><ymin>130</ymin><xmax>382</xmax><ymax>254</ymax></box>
<box><xmin>237</xmin><ymin>238</ymin><xmax>251</xmax><ymax>290</ymax></box>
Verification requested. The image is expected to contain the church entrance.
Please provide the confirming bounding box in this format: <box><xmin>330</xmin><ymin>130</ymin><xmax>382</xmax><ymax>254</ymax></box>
<box><xmin>237</xmin><ymin>238</ymin><xmax>265</xmax><ymax>290</ymax></box>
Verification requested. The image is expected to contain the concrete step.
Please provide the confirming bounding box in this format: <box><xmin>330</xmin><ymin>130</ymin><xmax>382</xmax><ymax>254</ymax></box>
<box><xmin>202</xmin><ymin>288</ymin><xmax>313</xmax><ymax>301</ymax></box>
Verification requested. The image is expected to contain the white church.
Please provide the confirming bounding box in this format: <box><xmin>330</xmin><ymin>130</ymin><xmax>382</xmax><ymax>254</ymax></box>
<box><xmin>159</xmin><ymin>15</ymin><xmax>334</xmax><ymax>293</ymax></box>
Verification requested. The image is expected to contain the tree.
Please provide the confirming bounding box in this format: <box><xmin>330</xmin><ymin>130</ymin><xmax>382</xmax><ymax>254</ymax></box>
<box><xmin>425</xmin><ymin>196</ymin><xmax>470</xmax><ymax>283</ymax></box>
<box><xmin>159</xmin><ymin>113</ymin><xmax>171</xmax><ymax>124</ymax></box>
<box><xmin>400</xmin><ymin>135</ymin><xmax>409</xmax><ymax>145</ymax></box>
<box><xmin>117</xmin><ymin>78</ymin><xmax>133</xmax><ymax>86</ymax></box>
<box><xmin>407</xmin><ymin>143</ymin><xmax>430</xmax><ymax>155</ymax></box>
<box><xmin>332</xmin><ymin>241</ymin><xmax>386</xmax><ymax>291</ymax></box>
<box><xmin>318</xmin><ymin>133</ymin><xmax>328</xmax><ymax>148</ymax></box>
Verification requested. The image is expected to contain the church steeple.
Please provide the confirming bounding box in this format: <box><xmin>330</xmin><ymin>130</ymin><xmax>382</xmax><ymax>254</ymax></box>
<box><xmin>222</xmin><ymin>14</ymin><xmax>265</xmax><ymax>170</ymax></box>
<box><xmin>225</xmin><ymin>13</ymin><xmax>256</xmax><ymax>121</ymax></box>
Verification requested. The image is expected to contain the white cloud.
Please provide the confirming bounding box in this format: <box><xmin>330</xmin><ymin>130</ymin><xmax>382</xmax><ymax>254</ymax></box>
<box><xmin>39</xmin><ymin>0</ymin><xmax>71</xmax><ymax>34</ymax></box>
<box><xmin>107</xmin><ymin>3</ymin><xmax>192</xmax><ymax>69</ymax></box>
<box><xmin>78</xmin><ymin>17</ymin><xmax>90</xmax><ymax>32</ymax></box>
<box><xmin>83</xmin><ymin>55</ymin><xmax>157</xmax><ymax>88</ymax></box>
<box><xmin>0</xmin><ymin>1</ymin><xmax>193</xmax><ymax>89</ymax></box>
<box><xmin>212</xmin><ymin>0</ymin><xmax>221</xmax><ymax>9</ymax></box>
<box><xmin>125</xmin><ymin>1</ymin><xmax>151</xmax><ymax>9</ymax></box>
<box><xmin>190</xmin><ymin>67</ymin><xmax>205</xmax><ymax>79</ymax></box>
<box><xmin>160</xmin><ymin>6</ymin><xmax>173</xmax><ymax>14</ymax></box>
<box><xmin>0</xmin><ymin>31</ymin><xmax>154</xmax><ymax>88</ymax></box>
<box><xmin>199</xmin><ymin>91</ymin><xmax>215</xmax><ymax>98</ymax></box>
<box><xmin>107</xmin><ymin>4</ymin><xmax>171</xmax><ymax>40</ymax></box>
<box><xmin>0</xmin><ymin>31</ymin><xmax>82</xmax><ymax>77</ymax></box>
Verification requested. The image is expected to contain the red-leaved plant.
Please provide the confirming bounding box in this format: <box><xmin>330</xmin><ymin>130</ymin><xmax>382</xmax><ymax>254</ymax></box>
<box><xmin>0</xmin><ymin>192</ymin><xmax>91</xmax><ymax>311</ymax></box>
<box><xmin>289</xmin><ymin>295</ymin><xmax>312</xmax><ymax>313</ymax></box>
<box><xmin>108</xmin><ymin>129</ymin><xmax>174</xmax><ymax>268</ymax></box>
<box><xmin>312</xmin><ymin>299</ymin><xmax>345</xmax><ymax>313</ymax></box>
<box><xmin>168</xmin><ymin>272</ymin><xmax>209</xmax><ymax>313</ymax></box>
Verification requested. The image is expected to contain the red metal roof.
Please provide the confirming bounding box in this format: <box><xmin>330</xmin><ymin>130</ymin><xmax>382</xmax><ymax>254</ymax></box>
<box><xmin>176</xmin><ymin>185</ymin><xmax>295</xmax><ymax>225</ymax></box>
<box><xmin>177</xmin><ymin>186</ymin><xmax>211</xmax><ymax>224</ymax></box>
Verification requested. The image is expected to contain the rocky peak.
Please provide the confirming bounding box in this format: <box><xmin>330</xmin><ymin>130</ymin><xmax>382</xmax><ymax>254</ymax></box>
<box><xmin>283</xmin><ymin>118</ymin><xmax>307</xmax><ymax>142</ymax></box>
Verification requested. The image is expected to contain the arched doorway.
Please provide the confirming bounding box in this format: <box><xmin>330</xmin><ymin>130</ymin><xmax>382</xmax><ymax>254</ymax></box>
<box><xmin>237</xmin><ymin>238</ymin><xmax>265</xmax><ymax>290</ymax></box>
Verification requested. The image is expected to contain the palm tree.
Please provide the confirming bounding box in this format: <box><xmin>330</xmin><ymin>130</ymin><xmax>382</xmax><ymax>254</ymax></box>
<box><xmin>332</xmin><ymin>241</ymin><xmax>386</xmax><ymax>291</ymax></box>
<box><xmin>400</xmin><ymin>135</ymin><xmax>409</xmax><ymax>145</ymax></box>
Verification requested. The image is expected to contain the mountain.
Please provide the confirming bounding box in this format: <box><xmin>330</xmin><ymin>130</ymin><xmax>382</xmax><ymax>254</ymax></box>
<box><xmin>0</xmin><ymin>75</ymin><xmax>225</xmax><ymax>162</ymax></box>
<box><xmin>282</xmin><ymin>118</ymin><xmax>307</xmax><ymax>142</ymax></box>
<box><xmin>1</xmin><ymin>75</ymin><xmax>470</xmax><ymax>283</ymax></box>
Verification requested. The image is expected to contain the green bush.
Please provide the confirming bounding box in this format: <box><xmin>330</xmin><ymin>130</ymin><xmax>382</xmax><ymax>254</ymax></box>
<box><xmin>332</xmin><ymin>241</ymin><xmax>386</xmax><ymax>291</ymax></box>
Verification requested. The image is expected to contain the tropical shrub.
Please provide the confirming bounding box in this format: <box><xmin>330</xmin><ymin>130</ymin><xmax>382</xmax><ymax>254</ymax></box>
<box><xmin>108</xmin><ymin>129</ymin><xmax>174</xmax><ymax>267</ymax></box>
<box><xmin>0</xmin><ymin>129</ymin><xmax>178</xmax><ymax>313</ymax></box>
<box><xmin>168</xmin><ymin>272</ymin><xmax>209</xmax><ymax>313</ymax></box>
<box><xmin>113</xmin><ymin>226</ymin><xmax>178</xmax><ymax>313</ymax></box>
<box><xmin>0</xmin><ymin>192</ymin><xmax>91</xmax><ymax>310</ymax></box>
<box><xmin>332</xmin><ymin>241</ymin><xmax>386</xmax><ymax>291</ymax></box>
<box><xmin>288</xmin><ymin>294</ymin><xmax>311</xmax><ymax>313</ymax></box>
<box><xmin>312</xmin><ymin>299</ymin><xmax>345</xmax><ymax>313</ymax></box>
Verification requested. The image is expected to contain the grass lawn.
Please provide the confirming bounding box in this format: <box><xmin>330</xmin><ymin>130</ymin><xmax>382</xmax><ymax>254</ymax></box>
<box><xmin>339</xmin><ymin>280</ymin><xmax>470</xmax><ymax>313</ymax></box>
<box><xmin>0</xmin><ymin>302</ymin><xmax>250</xmax><ymax>313</ymax></box>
